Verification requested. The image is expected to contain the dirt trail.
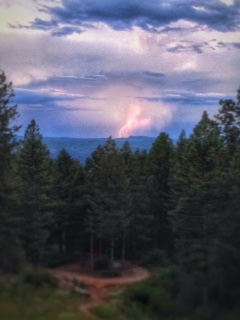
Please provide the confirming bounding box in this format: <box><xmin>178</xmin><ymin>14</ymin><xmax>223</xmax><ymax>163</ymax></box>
<box><xmin>51</xmin><ymin>265</ymin><xmax>150</xmax><ymax>318</ymax></box>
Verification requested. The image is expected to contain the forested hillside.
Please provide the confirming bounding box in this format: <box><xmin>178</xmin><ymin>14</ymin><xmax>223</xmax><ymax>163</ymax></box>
<box><xmin>1</xmin><ymin>69</ymin><xmax>240</xmax><ymax>319</ymax></box>
<box><xmin>37</xmin><ymin>136</ymin><xmax>156</xmax><ymax>164</ymax></box>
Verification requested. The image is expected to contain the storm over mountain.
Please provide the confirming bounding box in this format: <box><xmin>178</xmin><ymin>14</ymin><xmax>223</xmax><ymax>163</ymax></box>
<box><xmin>1</xmin><ymin>0</ymin><xmax>239</xmax><ymax>138</ymax></box>
<box><xmin>17</xmin><ymin>135</ymin><xmax>156</xmax><ymax>164</ymax></box>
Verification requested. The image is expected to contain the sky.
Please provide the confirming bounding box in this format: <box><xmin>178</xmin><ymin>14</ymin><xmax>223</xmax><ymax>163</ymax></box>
<box><xmin>1</xmin><ymin>0</ymin><xmax>240</xmax><ymax>138</ymax></box>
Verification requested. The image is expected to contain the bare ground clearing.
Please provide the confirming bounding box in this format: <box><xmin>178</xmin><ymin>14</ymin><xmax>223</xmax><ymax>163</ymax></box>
<box><xmin>51</xmin><ymin>263</ymin><xmax>150</xmax><ymax>318</ymax></box>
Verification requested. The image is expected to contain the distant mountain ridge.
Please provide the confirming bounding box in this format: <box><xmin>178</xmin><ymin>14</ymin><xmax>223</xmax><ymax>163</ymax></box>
<box><xmin>17</xmin><ymin>136</ymin><xmax>157</xmax><ymax>164</ymax></box>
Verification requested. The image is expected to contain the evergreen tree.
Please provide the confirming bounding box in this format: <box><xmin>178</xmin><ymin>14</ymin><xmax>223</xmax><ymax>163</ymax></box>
<box><xmin>0</xmin><ymin>70</ymin><xmax>22</xmax><ymax>272</ymax></box>
<box><xmin>209</xmin><ymin>177</ymin><xmax>240</xmax><ymax>309</ymax></box>
<box><xmin>175</xmin><ymin>112</ymin><xmax>224</xmax><ymax>194</ymax></box>
<box><xmin>84</xmin><ymin>145</ymin><xmax>107</xmax><ymax>269</ymax></box>
<box><xmin>86</xmin><ymin>137</ymin><xmax>131</xmax><ymax>267</ymax></box>
<box><xmin>52</xmin><ymin>149</ymin><xmax>85</xmax><ymax>255</ymax></box>
<box><xmin>190</xmin><ymin>111</ymin><xmax>224</xmax><ymax>186</ymax></box>
<box><xmin>171</xmin><ymin>112</ymin><xmax>225</xmax><ymax>308</ymax></box>
<box><xmin>214</xmin><ymin>88</ymin><xmax>240</xmax><ymax>158</ymax></box>
<box><xmin>129</xmin><ymin>149</ymin><xmax>152</xmax><ymax>258</ymax></box>
<box><xmin>18</xmin><ymin>120</ymin><xmax>53</xmax><ymax>266</ymax></box>
<box><xmin>174</xmin><ymin>129</ymin><xmax>192</xmax><ymax>191</ymax></box>
<box><xmin>0</xmin><ymin>71</ymin><xmax>21</xmax><ymax>184</ymax></box>
<box><xmin>120</xmin><ymin>141</ymin><xmax>133</xmax><ymax>174</ymax></box>
<box><xmin>148</xmin><ymin>132</ymin><xmax>174</xmax><ymax>253</ymax></box>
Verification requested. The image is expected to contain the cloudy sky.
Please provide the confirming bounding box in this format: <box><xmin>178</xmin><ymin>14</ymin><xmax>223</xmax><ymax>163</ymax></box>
<box><xmin>1</xmin><ymin>0</ymin><xmax>240</xmax><ymax>138</ymax></box>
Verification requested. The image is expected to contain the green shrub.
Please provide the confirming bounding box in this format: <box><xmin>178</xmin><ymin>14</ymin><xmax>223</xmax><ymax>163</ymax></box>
<box><xmin>161</xmin><ymin>264</ymin><xmax>179</xmax><ymax>279</ymax></box>
<box><xmin>175</xmin><ymin>271</ymin><xmax>204</xmax><ymax>315</ymax></box>
<box><xmin>43</xmin><ymin>251</ymin><xmax>69</xmax><ymax>268</ymax></box>
<box><xmin>149</xmin><ymin>288</ymin><xmax>173</xmax><ymax>315</ymax></box>
<box><xmin>127</xmin><ymin>286</ymin><xmax>150</xmax><ymax>305</ymax></box>
<box><xmin>121</xmin><ymin>302</ymin><xmax>148</xmax><ymax>320</ymax></box>
<box><xmin>94</xmin><ymin>256</ymin><xmax>109</xmax><ymax>270</ymax></box>
<box><xmin>140</xmin><ymin>249</ymin><xmax>168</xmax><ymax>267</ymax></box>
<box><xmin>123</xmin><ymin>281</ymin><xmax>174</xmax><ymax>319</ymax></box>
<box><xmin>125</xmin><ymin>281</ymin><xmax>156</xmax><ymax>306</ymax></box>
<box><xmin>0</xmin><ymin>236</ymin><xmax>25</xmax><ymax>273</ymax></box>
<box><xmin>93</xmin><ymin>304</ymin><xmax>120</xmax><ymax>319</ymax></box>
<box><xmin>22</xmin><ymin>269</ymin><xmax>57</xmax><ymax>288</ymax></box>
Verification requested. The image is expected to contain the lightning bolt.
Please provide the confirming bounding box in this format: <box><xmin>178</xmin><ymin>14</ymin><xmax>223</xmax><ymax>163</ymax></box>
<box><xmin>119</xmin><ymin>104</ymin><xmax>151</xmax><ymax>138</ymax></box>
<box><xmin>119</xmin><ymin>104</ymin><xmax>138</xmax><ymax>138</ymax></box>
<box><xmin>119</xmin><ymin>119</ymin><xmax>138</xmax><ymax>138</ymax></box>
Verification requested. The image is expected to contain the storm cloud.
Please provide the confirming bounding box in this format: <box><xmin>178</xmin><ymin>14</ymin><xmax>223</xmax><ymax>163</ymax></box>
<box><xmin>14</xmin><ymin>0</ymin><xmax>240</xmax><ymax>36</ymax></box>
<box><xmin>0</xmin><ymin>0</ymin><xmax>239</xmax><ymax>138</ymax></box>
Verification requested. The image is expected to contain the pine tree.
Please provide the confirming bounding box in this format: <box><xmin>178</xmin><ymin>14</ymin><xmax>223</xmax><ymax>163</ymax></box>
<box><xmin>174</xmin><ymin>129</ymin><xmax>192</xmax><ymax>191</ymax></box>
<box><xmin>18</xmin><ymin>119</ymin><xmax>53</xmax><ymax>266</ymax></box>
<box><xmin>52</xmin><ymin>149</ymin><xmax>85</xmax><ymax>255</ymax></box>
<box><xmin>120</xmin><ymin>141</ymin><xmax>133</xmax><ymax>174</ymax></box>
<box><xmin>175</xmin><ymin>112</ymin><xmax>224</xmax><ymax>194</ymax></box>
<box><xmin>148</xmin><ymin>132</ymin><xmax>174</xmax><ymax>253</ymax></box>
<box><xmin>86</xmin><ymin>137</ymin><xmax>131</xmax><ymax>267</ymax></box>
<box><xmin>171</xmin><ymin>112</ymin><xmax>225</xmax><ymax>308</ymax></box>
<box><xmin>0</xmin><ymin>70</ymin><xmax>22</xmax><ymax>272</ymax></box>
<box><xmin>190</xmin><ymin>111</ymin><xmax>224</xmax><ymax>185</ymax></box>
<box><xmin>0</xmin><ymin>71</ymin><xmax>21</xmax><ymax>184</ymax></box>
<box><xmin>214</xmin><ymin>88</ymin><xmax>240</xmax><ymax>158</ymax></box>
<box><xmin>172</xmin><ymin>112</ymin><xmax>223</xmax><ymax>260</ymax></box>
<box><xmin>129</xmin><ymin>149</ymin><xmax>152</xmax><ymax>258</ymax></box>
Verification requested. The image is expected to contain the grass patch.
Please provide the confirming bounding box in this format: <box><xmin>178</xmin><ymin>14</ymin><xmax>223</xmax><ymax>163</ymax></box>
<box><xmin>93</xmin><ymin>303</ymin><xmax>120</xmax><ymax>320</ymax></box>
<box><xmin>0</xmin><ymin>272</ymin><xmax>90</xmax><ymax>320</ymax></box>
<box><xmin>92</xmin><ymin>297</ymin><xmax>130</xmax><ymax>320</ymax></box>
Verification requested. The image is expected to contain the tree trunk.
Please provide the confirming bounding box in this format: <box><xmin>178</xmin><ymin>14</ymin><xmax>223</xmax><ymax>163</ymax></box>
<box><xmin>121</xmin><ymin>235</ymin><xmax>126</xmax><ymax>264</ymax></box>
<box><xmin>203</xmin><ymin>208</ymin><xmax>209</xmax><ymax>310</ymax></box>
<box><xmin>63</xmin><ymin>229</ymin><xmax>66</xmax><ymax>254</ymax></box>
<box><xmin>90</xmin><ymin>233</ymin><xmax>94</xmax><ymax>271</ymax></box>
<box><xmin>110</xmin><ymin>238</ymin><xmax>114</xmax><ymax>273</ymax></box>
<box><xmin>58</xmin><ymin>230</ymin><xmax>63</xmax><ymax>254</ymax></box>
<box><xmin>154</xmin><ymin>211</ymin><xmax>158</xmax><ymax>249</ymax></box>
<box><xmin>99</xmin><ymin>228</ymin><xmax>103</xmax><ymax>257</ymax></box>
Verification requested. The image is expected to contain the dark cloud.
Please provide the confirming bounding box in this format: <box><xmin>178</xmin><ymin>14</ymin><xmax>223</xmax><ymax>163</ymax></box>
<box><xmin>143</xmin><ymin>71</ymin><xmax>166</xmax><ymax>77</ymax></box>
<box><xmin>12</xmin><ymin>70</ymin><xmax>222</xmax><ymax>112</ymax></box>
<box><xmin>15</xmin><ymin>88</ymin><xmax>79</xmax><ymax>106</ymax></box>
<box><xmin>167</xmin><ymin>43</ymin><xmax>204</xmax><ymax>54</ymax></box>
<box><xmin>230</xmin><ymin>42</ymin><xmax>240</xmax><ymax>49</ymax></box>
<box><xmin>51</xmin><ymin>26</ymin><xmax>83</xmax><ymax>36</ymax></box>
<box><xmin>166</xmin><ymin>38</ymin><xmax>238</xmax><ymax>54</ymax></box>
<box><xmin>9</xmin><ymin>18</ymin><xmax>58</xmax><ymax>30</ymax></box>
<box><xmin>25</xmin><ymin>105</ymin><xmax>96</xmax><ymax>112</ymax></box>
<box><xmin>217</xmin><ymin>41</ymin><xmax>228</xmax><ymax>47</ymax></box>
<box><xmin>13</xmin><ymin>75</ymin><xmax>109</xmax><ymax>111</ymax></box>
<box><xmin>28</xmin><ymin>70</ymin><xmax>217</xmax><ymax>98</ymax></box>
<box><xmin>155</xmin><ymin>24</ymin><xmax>202</xmax><ymax>34</ymax></box>
<box><xmin>138</xmin><ymin>91</ymin><xmax>231</xmax><ymax>107</ymax></box>
<box><xmin>19</xmin><ymin>74</ymin><xmax>108</xmax><ymax>95</ymax></box>
<box><xmin>11</xmin><ymin>0</ymin><xmax>240</xmax><ymax>36</ymax></box>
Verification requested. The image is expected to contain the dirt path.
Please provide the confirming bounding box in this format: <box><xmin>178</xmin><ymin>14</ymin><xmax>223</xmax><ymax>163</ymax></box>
<box><xmin>51</xmin><ymin>265</ymin><xmax>150</xmax><ymax>318</ymax></box>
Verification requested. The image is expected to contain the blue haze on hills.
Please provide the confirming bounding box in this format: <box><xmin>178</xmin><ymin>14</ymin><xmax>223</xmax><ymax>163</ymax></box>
<box><xmin>17</xmin><ymin>136</ymin><xmax>177</xmax><ymax>164</ymax></box>
<box><xmin>42</xmin><ymin>136</ymin><xmax>156</xmax><ymax>164</ymax></box>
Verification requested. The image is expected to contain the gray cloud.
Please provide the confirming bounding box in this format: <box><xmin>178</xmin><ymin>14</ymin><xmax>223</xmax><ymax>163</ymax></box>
<box><xmin>15</xmin><ymin>88</ymin><xmax>80</xmax><ymax>106</ymax></box>
<box><xmin>13</xmin><ymin>70</ymin><xmax>221</xmax><ymax>109</ymax></box>
<box><xmin>154</xmin><ymin>24</ymin><xmax>202</xmax><ymax>34</ymax></box>
<box><xmin>13</xmin><ymin>74</ymin><xmax>109</xmax><ymax>111</ymax></box>
<box><xmin>11</xmin><ymin>0</ymin><xmax>240</xmax><ymax>36</ymax></box>
<box><xmin>17</xmin><ymin>74</ymin><xmax>109</xmax><ymax>95</ymax></box>
<box><xmin>167</xmin><ymin>43</ymin><xmax>204</xmax><ymax>54</ymax></box>
<box><xmin>52</xmin><ymin>26</ymin><xmax>83</xmax><ymax>36</ymax></box>
<box><xmin>143</xmin><ymin>71</ymin><xmax>166</xmax><ymax>77</ymax></box>
<box><xmin>25</xmin><ymin>105</ymin><xmax>97</xmax><ymax>112</ymax></box>
<box><xmin>230</xmin><ymin>42</ymin><xmax>240</xmax><ymax>49</ymax></box>
<box><xmin>138</xmin><ymin>91</ymin><xmax>232</xmax><ymax>107</ymax></box>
